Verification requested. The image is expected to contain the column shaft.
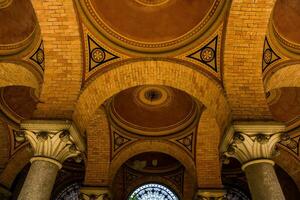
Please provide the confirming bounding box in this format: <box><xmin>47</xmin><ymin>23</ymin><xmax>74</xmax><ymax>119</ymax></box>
<box><xmin>244</xmin><ymin>162</ymin><xmax>285</xmax><ymax>200</ymax></box>
<box><xmin>18</xmin><ymin>160</ymin><xmax>59</xmax><ymax>200</ymax></box>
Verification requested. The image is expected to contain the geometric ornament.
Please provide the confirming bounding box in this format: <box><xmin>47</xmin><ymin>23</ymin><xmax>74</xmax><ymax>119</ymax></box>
<box><xmin>113</xmin><ymin>131</ymin><xmax>131</xmax><ymax>152</ymax></box>
<box><xmin>187</xmin><ymin>36</ymin><xmax>218</xmax><ymax>72</ymax></box>
<box><xmin>176</xmin><ymin>133</ymin><xmax>193</xmax><ymax>152</ymax></box>
<box><xmin>88</xmin><ymin>35</ymin><xmax>119</xmax><ymax>72</ymax></box>
<box><xmin>262</xmin><ymin>37</ymin><xmax>281</xmax><ymax>72</ymax></box>
<box><xmin>279</xmin><ymin>134</ymin><xmax>300</xmax><ymax>158</ymax></box>
<box><xmin>30</xmin><ymin>40</ymin><xmax>45</xmax><ymax>70</ymax></box>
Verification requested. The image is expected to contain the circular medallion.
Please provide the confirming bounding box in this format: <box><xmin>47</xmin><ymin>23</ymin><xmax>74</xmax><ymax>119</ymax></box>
<box><xmin>263</xmin><ymin>49</ymin><xmax>272</xmax><ymax>64</ymax></box>
<box><xmin>182</xmin><ymin>137</ymin><xmax>192</xmax><ymax>146</ymax></box>
<box><xmin>136</xmin><ymin>86</ymin><xmax>170</xmax><ymax>107</ymax></box>
<box><xmin>36</xmin><ymin>49</ymin><xmax>44</xmax><ymax>64</ymax></box>
<box><xmin>91</xmin><ymin>48</ymin><xmax>105</xmax><ymax>63</ymax></box>
<box><xmin>200</xmin><ymin>47</ymin><xmax>215</xmax><ymax>62</ymax></box>
<box><xmin>134</xmin><ymin>0</ymin><xmax>170</xmax><ymax>6</ymax></box>
<box><xmin>115</xmin><ymin>136</ymin><xmax>125</xmax><ymax>146</ymax></box>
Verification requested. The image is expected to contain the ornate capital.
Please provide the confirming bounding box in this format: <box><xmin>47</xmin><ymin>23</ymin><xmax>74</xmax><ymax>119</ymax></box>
<box><xmin>221</xmin><ymin>122</ymin><xmax>285</xmax><ymax>165</ymax></box>
<box><xmin>21</xmin><ymin>120</ymin><xmax>85</xmax><ymax>168</ymax></box>
<box><xmin>195</xmin><ymin>189</ymin><xmax>227</xmax><ymax>200</ymax></box>
<box><xmin>79</xmin><ymin>187</ymin><xmax>111</xmax><ymax>200</ymax></box>
<box><xmin>0</xmin><ymin>0</ymin><xmax>12</xmax><ymax>9</ymax></box>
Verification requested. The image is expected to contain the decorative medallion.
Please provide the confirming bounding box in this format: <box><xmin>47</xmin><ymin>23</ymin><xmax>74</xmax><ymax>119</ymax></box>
<box><xmin>8</xmin><ymin>126</ymin><xmax>28</xmax><ymax>156</ymax></box>
<box><xmin>262</xmin><ymin>37</ymin><xmax>281</xmax><ymax>72</ymax></box>
<box><xmin>173</xmin><ymin>130</ymin><xmax>196</xmax><ymax>158</ymax></box>
<box><xmin>134</xmin><ymin>86</ymin><xmax>171</xmax><ymax>107</ymax></box>
<box><xmin>187</xmin><ymin>36</ymin><xmax>218</xmax><ymax>72</ymax></box>
<box><xmin>87</xmin><ymin>35</ymin><xmax>119</xmax><ymax>72</ymax></box>
<box><xmin>113</xmin><ymin>131</ymin><xmax>131</xmax><ymax>151</ymax></box>
<box><xmin>279</xmin><ymin>133</ymin><xmax>300</xmax><ymax>158</ymax></box>
<box><xmin>30</xmin><ymin>40</ymin><xmax>45</xmax><ymax>70</ymax></box>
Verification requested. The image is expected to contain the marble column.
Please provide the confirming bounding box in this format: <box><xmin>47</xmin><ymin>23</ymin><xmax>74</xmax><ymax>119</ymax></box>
<box><xmin>79</xmin><ymin>187</ymin><xmax>111</xmax><ymax>200</ymax></box>
<box><xmin>17</xmin><ymin>120</ymin><xmax>85</xmax><ymax>200</ymax></box>
<box><xmin>195</xmin><ymin>189</ymin><xmax>226</xmax><ymax>200</ymax></box>
<box><xmin>222</xmin><ymin>122</ymin><xmax>286</xmax><ymax>200</ymax></box>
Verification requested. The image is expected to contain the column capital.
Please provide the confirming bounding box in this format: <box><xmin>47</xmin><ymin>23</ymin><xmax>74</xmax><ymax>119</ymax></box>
<box><xmin>79</xmin><ymin>187</ymin><xmax>111</xmax><ymax>200</ymax></box>
<box><xmin>20</xmin><ymin>120</ymin><xmax>85</xmax><ymax>168</ymax></box>
<box><xmin>195</xmin><ymin>189</ymin><xmax>227</xmax><ymax>200</ymax></box>
<box><xmin>0</xmin><ymin>0</ymin><xmax>12</xmax><ymax>9</ymax></box>
<box><xmin>221</xmin><ymin>121</ymin><xmax>285</xmax><ymax>165</ymax></box>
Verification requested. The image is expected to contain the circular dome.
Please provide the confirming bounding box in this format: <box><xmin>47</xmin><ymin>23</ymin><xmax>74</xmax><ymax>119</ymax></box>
<box><xmin>109</xmin><ymin>85</ymin><xmax>199</xmax><ymax>136</ymax></box>
<box><xmin>82</xmin><ymin>0</ymin><xmax>222</xmax><ymax>52</ymax></box>
<box><xmin>273</xmin><ymin>0</ymin><xmax>300</xmax><ymax>45</ymax></box>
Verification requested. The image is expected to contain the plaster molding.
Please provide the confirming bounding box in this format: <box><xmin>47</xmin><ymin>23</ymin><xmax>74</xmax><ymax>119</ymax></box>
<box><xmin>195</xmin><ymin>189</ymin><xmax>226</xmax><ymax>200</ymax></box>
<box><xmin>20</xmin><ymin>120</ymin><xmax>86</xmax><ymax>152</ymax></box>
<box><xmin>80</xmin><ymin>187</ymin><xmax>111</xmax><ymax>200</ymax></box>
<box><xmin>24</xmin><ymin>129</ymin><xmax>81</xmax><ymax>165</ymax></box>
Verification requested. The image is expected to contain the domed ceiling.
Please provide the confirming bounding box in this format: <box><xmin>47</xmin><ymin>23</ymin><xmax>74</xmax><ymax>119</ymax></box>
<box><xmin>80</xmin><ymin>0</ymin><xmax>223</xmax><ymax>52</ymax></box>
<box><xmin>108</xmin><ymin>85</ymin><xmax>200</xmax><ymax>136</ymax></box>
<box><xmin>0</xmin><ymin>0</ymin><xmax>37</xmax><ymax>54</ymax></box>
<box><xmin>273</xmin><ymin>0</ymin><xmax>300</xmax><ymax>46</ymax></box>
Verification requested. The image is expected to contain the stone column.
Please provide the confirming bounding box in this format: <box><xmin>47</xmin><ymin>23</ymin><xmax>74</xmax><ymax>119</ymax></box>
<box><xmin>195</xmin><ymin>189</ymin><xmax>226</xmax><ymax>200</ymax></box>
<box><xmin>18</xmin><ymin>120</ymin><xmax>85</xmax><ymax>200</ymax></box>
<box><xmin>222</xmin><ymin>122</ymin><xmax>286</xmax><ymax>200</ymax></box>
<box><xmin>79</xmin><ymin>187</ymin><xmax>111</xmax><ymax>200</ymax></box>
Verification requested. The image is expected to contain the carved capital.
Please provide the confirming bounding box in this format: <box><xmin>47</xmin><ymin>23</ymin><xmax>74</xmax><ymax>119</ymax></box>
<box><xmin>79</xmin><ymin>187</ymin><xmax>111</xmax><ymax>200</ymax></box>
<box><xmin>221</xmin><ymin>122</ymin><xmax>285</xmax><ymax>164</ymax></box>
<box><xmin>21</xmin><ymin>120</ymin><xmax>85</xmax><ymax>168</ymax></box>
<box><xmin>0</xmin><ymin>0</ymin><xmax>12</xmax><ymax>9</ymax></box>
<box><xmin>195</xmin><ymin>189</ymin><xmax>227</xmax><ymax>200</ymax></box>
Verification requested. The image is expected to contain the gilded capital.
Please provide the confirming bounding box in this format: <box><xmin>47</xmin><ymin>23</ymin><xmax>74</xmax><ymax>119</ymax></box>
<box><xmin>221</xmin><ymin>122</ymin><xmax>285</xmax><ymax>164</ymax></box>
<box><xmin>79</xmin><ymin>187</ymin><xmax>111</xmax><ymax>200</ymax></box>
<box><xmin>195</xmin><ymin>189</ymin><xmax>227</xmax><ymax>200</ymax></box>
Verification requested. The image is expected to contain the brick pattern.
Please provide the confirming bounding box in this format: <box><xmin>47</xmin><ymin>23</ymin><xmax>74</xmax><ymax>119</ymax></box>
<box><xmin>84</xmin><ymin>107</ymin><xmax>111</xmax><ymax>186</ymax></box>
<box><xmin>73</xmin><ymin>60</ymin><xmax>230</xmax><ymax>134</ymax></box>
<box><xmin>266</xmin><ymin>64</ymin><xmax>300</xmax><ymax>92</ymax></box>
<box><xmin>196</xmin><ymin>111</ymin><xmax>222</xmax><ymax>188</ymax></box>
<box><xmin>31</xmin><ymin>0</ymin><xmax>82</xmax><ymax>118</ymax></box>
<box><xmin>0</xmin><ymin>121</ymin><xmax>9</xmax><ymax>171</ymax></box>
<box><xmin>223</xmin><ymin>0</ymin><xmax>274</xmax><ymax>119</ymax></box>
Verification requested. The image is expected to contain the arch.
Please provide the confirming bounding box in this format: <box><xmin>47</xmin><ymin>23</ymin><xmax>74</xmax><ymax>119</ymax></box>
<box><xmin>109</xmin><ymin>140</ymin><xmax>197</xmax><ymax>186</ymax></box>
<box><xmin>223</xmin><ymin>0</ymin><xmax>275</xmax><ymax>120</ymax></box>
<box><xmin>30</xmin><ymin>0</ymin><xmax>83</xmax><ymax>119</ymax></box>
<box><xmin>273</xmin><ymin>148</ymin><xmax>300</xmax><ymax>191</ymax></box>
<box><xmin>84</xmin><ymin>107</ymin><xmax>111</xmax><ymax>186</ymax></box>
<box><xmin>196</xmin><ymin>110</ymin><xmax>223</xmax><ymax>188</ymax></box>
<box><xmin>73</xmin><ymin>60</ymin><xmax>230</xmax><ymax>134</ymax></box>
<box><xmin>265</xmin><ymin>64</ymin><xmax>300</xmax><ymax>92</ymax></box>
<box><xmin>0</xmin><ymin>147</ymin><xmax>32</xmax><ymax>188</ymax></box>
<box><xmin>0</xmin><ymin>62</ymin><xmax>40</xmax><ymax>93</ymax></box>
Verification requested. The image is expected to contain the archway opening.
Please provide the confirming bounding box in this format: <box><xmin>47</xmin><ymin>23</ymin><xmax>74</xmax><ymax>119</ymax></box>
<box><xmin>128</xmin><ymin>183</ymin><xmax>179</xmax><ymax>200</ymax></box>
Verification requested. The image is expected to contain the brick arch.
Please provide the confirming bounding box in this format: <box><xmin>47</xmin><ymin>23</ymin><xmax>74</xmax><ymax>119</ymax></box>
<box><xmin>265</xmin><ymin>64</ymin><xmax>300</xmax><ymax>92</ymax></box>
<box><xmin>30</xmin><ymin>0</ymin><xmax>83</xmax><ymax>119</ymax></box>
<box><xmin>223</xmin><ymin>0</ymin><xmax>275</xmax><ymax>120</ymax></box>
<box><xmin>84</xmin><ymin>107</ymin><xmax>111</xmax><ymax>186</ymax></box>
<box><xmin>73</xmin><ymin>60</ymin><xmax>231</xmax><ymax>133</ymax></box>
<box><xmin>196</xmin><ymin>110</ymin><xmax>223</xmax><ymax>188</ymax></box>
<box><xmin>0</xmin><ymin>62</ymin><xmax>40</xmax><ymax>93</ymax></box>
<box><xmin>109</xmin><ymin>140</ymin><xmax>197</xmax><ymax>186</ymax></box>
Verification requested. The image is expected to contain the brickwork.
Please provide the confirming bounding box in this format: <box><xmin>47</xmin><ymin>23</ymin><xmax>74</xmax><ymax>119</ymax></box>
<box><xmin>84</xmin><ymin>107</ymin><xmax>111</xmax><ymax>186</ymax></box>
<box><xmin>196</xmin><ymin>111</ymin><xmax>222</xmax><ymax>188</ymax></box>
<box><xmin>223</xmin><ymin>0</ymin><xmax>274</xmax><ymax>119</ymax></box>
<box><xmin>110</xmin><ymin>140</ymin><xmax>197</xmax><ymax>185</ymax></box>
<box><xmin>0</xmin><ymin>121</ymin><xmax>9</xmax><ymax>171</ymax></box>
<box><xmin>265</xmin><ymin>64</ymin><xmax>300</xmax><ymax>92</ymax></box>
<box><xmin>73</xmin><ymin>60</ymin><xmax>231</xmax><ymax>134</ymax></box>
<box><xmin>0</xmin><ymin>147</ymin><xmax>32</xmax><ymax>188</ymax></box>
<box><xmin>0</xmin><ymin>62</ymin><xmax>39</xmax><ymax>92</ymax></box>
<box><xmin>31</xmin><ymin>0</ymin><xmax>83</xmax><ymax>118</ymax></box>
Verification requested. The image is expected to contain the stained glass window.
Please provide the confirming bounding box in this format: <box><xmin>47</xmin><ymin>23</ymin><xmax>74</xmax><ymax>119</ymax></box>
<box><xmin>128</xmin><ymin>183</ymin><xmax>179</xmax><ymax>200</ymax></box>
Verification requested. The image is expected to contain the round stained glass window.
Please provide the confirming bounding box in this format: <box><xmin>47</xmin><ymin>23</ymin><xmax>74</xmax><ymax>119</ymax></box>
<box><xmin>128</xmin><ymin>183</ymin><xmax>179</xmax><ymax>200</ymax></box>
